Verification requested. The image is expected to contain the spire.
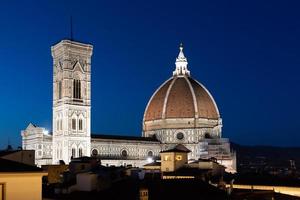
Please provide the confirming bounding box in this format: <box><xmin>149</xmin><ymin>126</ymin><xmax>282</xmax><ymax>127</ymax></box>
<box><xmin>173</xmin><ymin>43</ymin><xmax>190</xmax><ymax>76</ymax></box>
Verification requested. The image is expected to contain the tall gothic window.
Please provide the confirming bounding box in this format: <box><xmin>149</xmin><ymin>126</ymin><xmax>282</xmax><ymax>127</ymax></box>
<box><xmin>79</xmin><ymin>119</ymin><xmax>83</xmax><ymax>131</ymax></box>
<box><xmin>79</xmin><ymin>148</ymin><xmax>83</xmax><ymax>157</ymax></box>
<box><xmin>73</xmin><ymin>79</ymin><xmax>81</xmax><ymax>99</ymax></box>
<box><xmin>72</xmin><ymin>118</ymin><xmax>76</xmax><ymax>130</ymax></box>
<box><xmin>72</xmin><ymin>148</ymin><xmax>76</xmax><ymax>158</ymax></box>
<box><xmin>58</xmin><ymin>81</ymin><xmax>62</xmax><ymax>99</ymax></box>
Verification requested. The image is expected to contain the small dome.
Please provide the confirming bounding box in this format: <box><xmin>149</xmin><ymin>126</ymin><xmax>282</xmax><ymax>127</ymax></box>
<box><xmin>143</xmin><ymin>76</ymin><xmax>220</xmax><ymax>122</ymax></box>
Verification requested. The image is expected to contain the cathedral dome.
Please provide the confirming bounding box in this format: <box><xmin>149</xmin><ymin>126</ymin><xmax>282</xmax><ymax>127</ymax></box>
<box><xmin>143</xmin><ymin>44</ymin><xmax>220</xmax><ymax>133</ymax></box>
<box><xmin>144</xmin><ymin>76</ymin><xmax>219</xmax><ymax>121</ymax></box>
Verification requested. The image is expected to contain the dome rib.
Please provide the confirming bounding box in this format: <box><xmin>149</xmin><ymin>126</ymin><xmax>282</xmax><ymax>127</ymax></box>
<box><xmin>189</xmin><ymin>77</ymin><xmax>220</xmax><ymax>118</ymax></box>
<box><xmin>162</xmin><ymin>77</ymin><xmax>177</xmax><ymax>119</ymax></box>
<box><xmin>184</xmin><ymin>76</ymin><xmax>199</xmax><ymax>118</ymax></box>
<box><xmin>143</xmin><ymin>78</ymin><xmax>173</xmax><ymax>121</ymax></box>
<box><xmin>165</xmin><ymin>77</ymin><xmax>195</xmax><ymax>118</ymax></box>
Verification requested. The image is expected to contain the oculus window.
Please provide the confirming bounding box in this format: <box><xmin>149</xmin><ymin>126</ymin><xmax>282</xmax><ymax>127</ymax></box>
<box><xmin>92</xmin><ymin>149</ymin><xmax>98</xmax><ymax>156</ymax></box>
<box><xmin>121</xmin><ymin>150</ymin><xmax>128</xmax><ymax>158</ymax></box>
<box><xmin>176</xmin><ymin>132</ymin><xmax>184</xmax><ymax>140</ymax></box>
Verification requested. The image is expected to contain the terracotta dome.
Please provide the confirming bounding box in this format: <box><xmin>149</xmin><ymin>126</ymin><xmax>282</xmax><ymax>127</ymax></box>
<box><xmin>143</xmin><ymin>44</ymin><xmax>220</xmax><ymax>124</ymax></box>
<box><xmin>143</xmin><ymin>76</ymin><xmax>220</xmax><ymax>121</ymax></box>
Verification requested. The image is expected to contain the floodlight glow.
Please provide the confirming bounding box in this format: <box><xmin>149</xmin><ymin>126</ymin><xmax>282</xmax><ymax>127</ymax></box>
<box><xmin>43</xmin><ymin>130</ymin><xmax>49</xmax><ymax>135</ymax></box>
<box><xmin>147</xmin><ymin>157</ymin><xmax>153</xmax><ymax>163</ymax></box>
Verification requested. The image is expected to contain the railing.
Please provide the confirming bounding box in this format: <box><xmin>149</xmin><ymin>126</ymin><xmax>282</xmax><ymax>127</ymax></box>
<box><xmin>227</xmin><ymin>184</ymin><xmax>300</xmax><ymax>197</ymax></box>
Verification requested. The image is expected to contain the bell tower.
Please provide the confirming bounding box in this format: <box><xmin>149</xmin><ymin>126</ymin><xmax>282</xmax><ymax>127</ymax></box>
<box><xmin>51</xmin><ymin>40</ymin><xmax>93</xmax><ymax>164</ymax></box>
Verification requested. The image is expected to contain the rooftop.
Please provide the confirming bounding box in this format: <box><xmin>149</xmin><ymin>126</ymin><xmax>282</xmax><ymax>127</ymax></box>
<box><xmin>91</xmin><ymin>134</ymin><xmax>159</xmax><ymax>142</ymax></box>
<box><xmin>0</xmin><ymin>158</ymin><xmax>43</xmax><ymax>172</ymax></box>
<box><xmin>160</xmin><ymin>144</ymin><xmax>191</xmax><ymax>153</ymax></box>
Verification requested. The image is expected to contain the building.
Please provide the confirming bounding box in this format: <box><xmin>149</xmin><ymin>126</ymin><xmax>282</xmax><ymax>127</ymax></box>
<box><xmin>144</xmin><ymin>144</ymin><xmax>225</xmax><ymax>179</ymax></box>
<box><xmin>0</xmin><ymin>158</ymin><xmax>47</xmax><ymax>200</ymax></box>
<box><xmin>21</xmin><ymin>123</ymin><xmax>52</xmax><ymax>166</ymax></box>
<box><xmin>160</xmin><ymin>144</ymin><xmax>191</xmax><ymax>173</ymax></box>
<box><xmin>21</xmin><ymin>39</ymin><xmax>236</xmax><ymax>172</ymax></box>
<box><xmin>0</xmin><ymin>149</ymin><xmax>35</xmax><ymax>166</ymax></box>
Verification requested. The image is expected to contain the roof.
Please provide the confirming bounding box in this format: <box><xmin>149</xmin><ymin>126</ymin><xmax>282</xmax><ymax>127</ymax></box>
<box><xmin>163</xmin><ymin>167</ymin><xmax>210</xmax><ymax>176</ymax></box>
<box><xmin>189</xmin><ymin>158</ymin><xmax>220</xmax><ymax>164</ymax></box>
<box><xmin>0</xmin><ymin>150</ymin><xmax>35</xmax><ymax>157</ymax></box>
<box><xmin>160</xmin><ymin>144</ymin><xmax>191</xmax><ymax>153</ymax></box>
<box><xmin>144</xmin><ymin>162</ymin><xmax>161</xmax><ymax>167</ymax></box>
<box><xmin>0</xmin><ymin>158</ymin><xmax>43</xmax><ymax>172</ymax></box>
<box><xmin>71</xmin><ymin>156</ymin><xmax>99</xmax><ymax>163</ymax></box>
<box><xmin>91</xmin><ymin>134</ymin><xmax>159</xmax><ymax>142</ymax></box>
<box><xmin>144</xmin><ymin>76</ymin><xmax>220</xmax><ymax>122</ymax></box>
<box><xmin>0</xmin><ymin>150</ymin><xmax>22</xmax><ymax>157</ymax></box>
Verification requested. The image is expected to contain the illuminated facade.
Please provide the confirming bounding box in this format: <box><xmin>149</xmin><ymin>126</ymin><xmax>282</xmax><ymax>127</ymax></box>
<box><xmin>51</xmin><ymin>40</ymin><xmax>92</xmax><ymax>164</ymax></box>
<box><xmin>21</xmin><ymin>39</ymin><xmax>236</xmax><ymax>172</ymax></box>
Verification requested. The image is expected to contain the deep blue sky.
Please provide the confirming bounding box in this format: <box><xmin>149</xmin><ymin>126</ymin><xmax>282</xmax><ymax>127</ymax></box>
<box><xmin>0</xmin><ymin>0</ymin><xmax>299</xmax><ymax>148</ymax></box>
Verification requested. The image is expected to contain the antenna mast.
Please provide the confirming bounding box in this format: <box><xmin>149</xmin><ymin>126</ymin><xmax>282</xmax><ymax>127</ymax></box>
<box><xmin>70</xmin><ymin>16</ymin><xmax>73</xmax><ymax>41</ymax></box>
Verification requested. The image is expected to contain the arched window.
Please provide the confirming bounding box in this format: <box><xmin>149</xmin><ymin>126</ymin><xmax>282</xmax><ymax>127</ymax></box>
<box><xmin>79</xmin><ymin>148</ymin><xmax>83</xmax><ymax>157</ymax></box>
<box><xmin>72</xmin><ymin>148</ymin><xmax>76</xmax><ymax>158</ymax></box>
<box><xmin>58</xmin><ymin>81</ymin><xmax>62</xmax><ymax>99</ymax></box>
<box><xmin>147</xmin><ymin>151</ymin><xmax>153</xmax><ymax>157</ymax></box>
<box><xmin>73</xmin><ymin>79</ymin><xmax>81</xmax><ymax>99</ymax></box>
<box><xmin>121</xmin><ymin>150</ymin><xmax>128</xmax><ymax>158</ymax></box>
<box><xmin>78</xmin><ymin>119</ymin><xmax>83</xmax><ymax>131</ymax></box>
<box><xmin>92</xmin><ymin>149</ymin><xmax>98</xmax><ymax>156</ymax></box>
<box><xmin>72</xmin><ymin>118</ymin><xmax>76</xmax><ymax>130</ymax></box>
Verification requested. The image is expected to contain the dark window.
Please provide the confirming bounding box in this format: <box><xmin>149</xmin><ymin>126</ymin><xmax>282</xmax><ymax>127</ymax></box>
<box><xmin>72</xmin><ymin>119</ymin><xmax>76</xmax><ymax>130</ymax></box>
<box><xmin>79</xmin><ymin>119</ymin><xmax>83</xmax><ymax>130</ymax></box>
<box><xmin>79</xmin><ymin>148</ymin><xmax>83</xmax><ymax>157</ymax></box>
<box><xmin>73</xmin><ymin>79</ymin><xmax>81</xmax><ymax>99</ymax></box>
<box><xmin>58</xmin><ymin>81</ymin><xmax>62</xmax><ymax>99</ymax></box>
<box><xmin>147</xmin><ymin>151</ymin><xmax>153</xmax><ymax>157</ymax></box>
<box><xmin>121</xmin><ymin>150</ymin><xmax>128</xmax><ymax>158</ymax></box>
<box><xmin>72</xmin><ymin>148</ymin><xmax>76</xmax><ymax>158</ymax></box>
<box><xmin>204</xmin><ymin>133</ymin><xmax>211</xmax><ymax>139</ymax></box>
<box><xmin>176</xmin><ymin>132</ymin><xmax>184</xmax><ymax>140</ymax></box>
<box><xmin>92</xmin><ymin>149</ymin><xmax>98</xmax><ymax>156</ymax></box>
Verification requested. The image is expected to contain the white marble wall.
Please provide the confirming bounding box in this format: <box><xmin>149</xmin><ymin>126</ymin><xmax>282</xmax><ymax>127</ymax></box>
<box><xmin>21</xmin><ymin>124</ymin><xmax>52</xmax><ymax>166</ymax></box>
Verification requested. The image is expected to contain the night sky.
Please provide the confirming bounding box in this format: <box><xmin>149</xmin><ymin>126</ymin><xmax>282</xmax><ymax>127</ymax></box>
<box><xmin>0</xmin><ymin>0</ymin><xmax>300</xmax><ymax>148</ymax></box>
